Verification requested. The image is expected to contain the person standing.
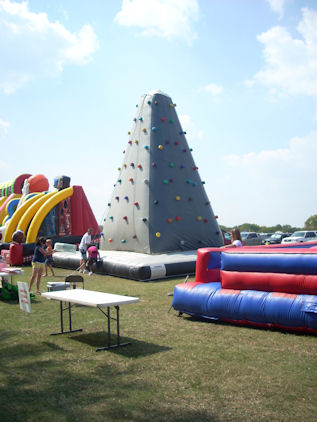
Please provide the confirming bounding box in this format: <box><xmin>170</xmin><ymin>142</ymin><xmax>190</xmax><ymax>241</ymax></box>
<box><xmin>78</xmin><ymin>228</ymin><xmax>93</xmax><ymax>272</ymax></box>
<box><xmin>29</xmin><ymin>237</ymin><xmax>55</xmax><ymax>294</ymax></box>
<box><xmin>43</xmin><ymin>239</ymin><xmax>55</xmax><ymax>277</ymax></box>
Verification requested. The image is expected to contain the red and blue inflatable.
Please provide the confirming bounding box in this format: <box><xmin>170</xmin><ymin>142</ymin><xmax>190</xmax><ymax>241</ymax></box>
<box><xmin>172</xmin><ymin>242</ymin><xmax>317</xmax><ymax>334</ymax></box>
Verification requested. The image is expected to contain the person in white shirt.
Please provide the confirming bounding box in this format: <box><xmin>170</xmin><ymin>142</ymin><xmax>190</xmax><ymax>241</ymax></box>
<box><xmin>78</xmin><ymin>228</ymin><xmax>93</xmax><ymax>272</ymax></box>
<box><xmin>223</xmin><ymin>228</ymin><xmax>243</xmax><ymax>248</ymax></box>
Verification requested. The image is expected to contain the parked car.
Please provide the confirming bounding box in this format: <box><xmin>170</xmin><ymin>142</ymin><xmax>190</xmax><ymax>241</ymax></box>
<box><xmin>281</xmin><ymin>231</ymin><xmax>317</xmax><ymax>244</ymax></box>
<box><xmin>241</xmin><ymin>232</ymin><xmax>262</xmax><ymax>246</ymax></box>
<box><xmin>222</xmin><ymin>230</ymin><xmax>232</xmax><ymax>245</ymax></box>
<box><xmin>261</xmin><ymin>232</ymin><xmax>291</xmax><ymax>245</ymax></box>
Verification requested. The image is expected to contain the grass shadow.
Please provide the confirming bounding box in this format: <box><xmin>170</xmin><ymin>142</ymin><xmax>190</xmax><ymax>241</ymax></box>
<box><xmin>69</xmin><ymin>331</ymin><xmax>172</xmax><ymax>357</ymax></box>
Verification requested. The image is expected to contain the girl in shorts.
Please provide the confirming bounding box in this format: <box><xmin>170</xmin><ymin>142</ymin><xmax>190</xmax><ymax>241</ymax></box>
<box><xmin>29</xmin><ymin>237</ymin><xmax>55</xmax><ymax>294</ymax></box>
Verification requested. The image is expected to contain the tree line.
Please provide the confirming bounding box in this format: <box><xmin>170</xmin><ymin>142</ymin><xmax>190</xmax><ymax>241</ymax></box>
<box><xmin>220</xmin><ymin>214</ymin><xmax>317</xmax><ymax>234</ymax></box>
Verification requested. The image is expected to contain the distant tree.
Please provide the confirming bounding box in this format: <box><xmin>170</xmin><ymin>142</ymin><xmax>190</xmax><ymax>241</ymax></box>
<box><xmin>304</xmin><ymin>215</ymin><xmax>317</xmax><ymax>230</ymax></box>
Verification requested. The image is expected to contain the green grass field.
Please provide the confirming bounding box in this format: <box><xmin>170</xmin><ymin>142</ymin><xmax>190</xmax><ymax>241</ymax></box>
<box><xmin>1</xmin><ymin>267</ymin><xmax>316</xmax><ymax>422</ymax></box>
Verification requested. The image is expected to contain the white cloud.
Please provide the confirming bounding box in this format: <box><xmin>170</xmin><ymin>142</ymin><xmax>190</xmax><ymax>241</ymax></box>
<box><xmin>200</xmin><ymin>83</ymin><xmax>224</xmax><ymax>95</ymax></box>
<box><xmin>115</xmin><ymin>0</ymin><xmax>199</xmax><ymax>45</ymax></box>
<box><xmin>0</xmin><ymin>118</ymin><xmax>10</xmax><ymax>136</ymax></box>
<box><xmin>218</xmin><ymin>131</ymin><xmax>317</xmax><ymax>226</ymax></box>
<box><xmin>0</xmin><ymin>0</ymin><xmax>99</xmax><ymax>93</ymax></box>
<box><xmin>248</xmin><ymin>8</ymin><xmax>317</xmax><ymax>107</ymax></box>
<box><xmin>266</xmin><ymin>0</ymin><xmax>286</xmax><ymax>18</ymax></box>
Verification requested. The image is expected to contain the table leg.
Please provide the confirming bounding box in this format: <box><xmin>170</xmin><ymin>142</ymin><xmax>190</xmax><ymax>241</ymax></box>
<box><xmin>96</xmin><ymin>305</ymin><xmax>131</xmax><ymax>352</ymax></box>
<box><xmin>50</xmin><ymin>301</ymin><xmax>83</xmax><ymax>336</ymax></box>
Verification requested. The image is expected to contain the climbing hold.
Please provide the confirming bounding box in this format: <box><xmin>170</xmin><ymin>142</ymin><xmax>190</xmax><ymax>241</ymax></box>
<box><xmin>186</xmin><ymin>180</ymin><xmax>192</xmax><ymax>184</ymax></box>
<box><xmin>138</xmin><ymin>117</ymin><xmax>143</xmax><ymax>121</ymax></box>
<box><xmin>188</xmin><ymin>197</ymin><xmax>193</xmax><ymax>201</ymax></box>
<box><xmin>175</xmin><ymin>196</ymin><xmax>180</xmax><ymax>201</ymax></box>
<box><xmin>154</xmin><ymin>100</ymin><xmax>158</xmax><ymax>105</ymax></box>
<box><xmin>169</xmin><ymin>104</ymin><xmax>174</xmax><ymax>108</ymax></box>
<box><xmin>190</xmin><ymin>148</ymin><xmax>193</xmax><ymax>151</ymax></box>
<box><xmin>175</xmin><ymin>216</ymin><xmax>181</xmax><ymax>221</ymax></box>
<box><xmin>163</xmin><ymin>179</ymin><xmax>169</xmax><ymax>184</ymax></box>
<box><xmin>132</xmin><ymin>235</ymin><xmax>137</xmax><ymax>239</ymax></box>
<box><xmin>174</xmin><ymin>141</ymin><xmax>179</xmax><ymax>145</ymax></box>
<box><xmin>182</xmin><ymin>149</ymin><xmax>187</xmax><ymax>153</ymax></box>
<box><xmin>204</xmin><ymin>219</ymin><xmax>209</xmax><ymax>223</ymax></box>
<box><xmin>144</xmin><ymin>179</ymin><xmax>149</xmax><ymax>184</ymax></box>
<box><xmin>128</xmin><ymin>131</ymin><xmax>131</xmax><ymax>135</ymax></box>
<box><xmin>135</xmin><ymin>140</ymin><xmax>139</xmax><ymax>144</ymax></box>
<box><xmin>193</xmin><ymin>166</ymin><xmax>199</xmax><ymax>170</ymax></box>
<box><xmin>108</xmin><ymin>238</ymin><xmax>113</xmax><ymax>243</ymax></box>
<box><xmin>107</xmin><ymin>203</ymin><xmax>111</xmax><ymax>206</ymax></box>
<box><xmin>169</xmin><ymin>119</ymin><xmax>174</xmax><ymax>123</ymax></box>
<box><xmin>158</xmin><ymin>145</ymin><xmax>163</xmax><ymax>150</ymax></box>
<box><xmin>152</xmin><ymin>162</ymin><xmax>157</xmax><ymax>167</ymax></box>
<box><xmin>123</xmin><ymin>150</ymin><xmax>126</xmax><ymax>154</ymax></box>
<box><xmin>128</xmin><ymin>140</ymin><xmax>132</xmax><ymax>145</ymax></box>
<box><xmin>169</xmin><ymin>178</ymin><xmax>174</xmax><ymax>183</ymax></box>
<box><xmin>192</xmin><ymin>182</ymin><xmax>198</xmax><ymax>187</ymax></box>
<box><xmin>169</xmin><ymin>162</ymin><xmax>174</xmax><ymax>168</ymax></box>
<box><xmin>129</xmin><ymin>178</ymin><xmax>133</xmax><ymax>182</ymax></box>
<box><xmin>215</xmin><ymin>215</ymin><xmax>219</xmax><ymax>219</ymax></box>
<box><xmin>123</xmin><ymin>164</ymin><xmax>127</xmax><ymax>168</ymax></box>
<box><xmin>196</xmin><ymin>216</ymin><xmax>202</xmax><ymax>221</ymax></box>
<box><xmin>123</xmin><ymin>216</ymin><xmax>128</xmax><ymax>220</ymax></box>
<box><xmin>161</xmin><ymin>117</ymin><xmax>166</xmax><ymax>122</ymax></box>
<box><xmin>156</xmin><ymin>232</ymin><xmax>161</xmax><ymax>238</ymax></box>
<box><xmin>121</xmin><ymin>239</ymin><xmax>126</xmax><ymax>243</ymax></box>
<box><xmin>115</xmin><ymin>196</ymin><xmax>119</xmax><ymax>201</ymax></box>
<box><xmin>142</xmin><ymin>217</ymin><xmax>147</xmax><ymax>222</ymax></box>
<box><xmin>153</xmin><ymin>200</ymin><xmax>159</xmax><ymax>205</ymax></box>
<box><xmin>118</xmin><ymin>179</ymin><xmax>122</xmax><ymax>183</ymax></box>
<box><xmin>118</xmin><ymin>167</ymin><xmax>121</xmax><ymax>171</ymax></box>
<box><xmin>134</xmin><ymin>202</ymin><xmax>139</xmax><ymax>206</ymax></box>
<box><xmin>147</xmin><ymin>100</ymin><xmax>151</xmax><ymax>105</ymax></box>
<box><xmin>137</xmin><ymin>164</ymin><xmax>142</xmax><ymax>169</ymax></box>
<box><xmin>180</xmin><ymin>164</ymin><xmax>185</xmax><ymax>168</ymax></box>
<box><xmin>152</xmin><ymin>127</ymin><xmax>157</xmax><ymax>132</ymax></box>
<box><xmin>167</xmin><ymin>218</ymin><xmax>173</xmax><ymax>223</ymax></box>
<box><xmin>130</xmin><ymin>162</ymin><xmax>135</xmax><ymax>167</ymax></box>
<box><xmin>124</xmin><ymin>196</ymin><xmax>129</xmax><ymax>200</ymax></box>
<box><xmin>144</xmin><ymin>145</ymin><xmax>149</xmax><ymax>150</ymax></box>
<box><xmin>109</xmin><ymin>216</ymin><xmax>114</xmax><ymax>220</ymax></box>
<box><xmin>133</xmin><ymin>118</ymin><xmax>137</xmax><ymax>122</ymax></box>
<box><xmin>205</xmin><ymin>201</ymin><xmax>210</xmax><ymax>206</ymax></box>
<box><xmin>142</xmin><ymin>128</ymin><xmax>147</xmax><ymax>133</ymax></box>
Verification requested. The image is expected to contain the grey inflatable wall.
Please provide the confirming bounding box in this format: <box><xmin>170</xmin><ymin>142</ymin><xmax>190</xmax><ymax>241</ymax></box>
<box><xmin>101</xmin><ymin>91</ymin><xmax>224</xmax><ymax>254</ymax></box>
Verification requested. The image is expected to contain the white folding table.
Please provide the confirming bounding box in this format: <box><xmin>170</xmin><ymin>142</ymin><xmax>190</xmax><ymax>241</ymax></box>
<box><xmin>42</xmin><ymin>289</ymin><xmax>139</xmax><ymax>352</ymax></box>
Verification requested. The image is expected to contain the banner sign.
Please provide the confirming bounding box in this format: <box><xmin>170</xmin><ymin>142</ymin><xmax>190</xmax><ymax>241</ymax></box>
<box><xmin>17</xmin><ymin>281</ymin><xmax>31</xmax><ymax>313</ymax></box>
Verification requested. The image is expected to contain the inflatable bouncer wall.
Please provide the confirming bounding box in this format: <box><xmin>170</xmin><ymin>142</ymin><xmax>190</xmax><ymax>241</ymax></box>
<box><xmin>172</xmin><ymin>243</ymin><xmax>317</xmax><ymax>334</ymax></box>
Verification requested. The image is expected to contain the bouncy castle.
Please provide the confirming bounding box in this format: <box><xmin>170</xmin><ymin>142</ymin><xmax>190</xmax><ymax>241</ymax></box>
<box><xmin>172</xmin><ymin>243</ymin><xmax>317</xmax><ymax>334</ymax></box>
<box><xmin>0</xmin><ymin>173</ymin><xmax>99</xmax><ymax>265</ymax></box>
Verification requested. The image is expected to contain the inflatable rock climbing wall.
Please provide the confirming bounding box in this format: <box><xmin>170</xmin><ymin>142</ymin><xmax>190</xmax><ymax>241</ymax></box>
<box><xmin>101</xmin><ymin>90</ymin><xmax>224</xmax><ymax>254</ymax></box>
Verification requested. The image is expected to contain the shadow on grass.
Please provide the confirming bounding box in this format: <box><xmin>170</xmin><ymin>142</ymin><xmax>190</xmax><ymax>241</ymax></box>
<box><xmin>0</xmin><ymin>342</ymin><xmax>217</xmax><ymax>422</ymax></box>
<box><xmin>69</xmin><ymin>331</ymin><xmax>172</xmax><ymax>357</ymax></box>
<box><xmin>181</xmin><ymin>313</ymin><xmax>315</xmax><ymax>337</ymax></box>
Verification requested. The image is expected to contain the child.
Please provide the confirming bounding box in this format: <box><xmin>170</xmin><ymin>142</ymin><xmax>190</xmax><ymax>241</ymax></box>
<box><xmin>43</xmin><ymin>239</ymin><xmax>55</xmax><ymax>277</ymax></box>
<box><xmin>86</xmin><ymin>244</ymin><xmax>100</xmax><ymax>275</ymax></box>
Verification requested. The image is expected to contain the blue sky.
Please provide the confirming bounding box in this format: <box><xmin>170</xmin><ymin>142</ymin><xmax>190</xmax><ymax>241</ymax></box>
<box><xmin>0</xmin><ymin>0</ymin><xmax>316</xmax><ymax>228</ymax></box>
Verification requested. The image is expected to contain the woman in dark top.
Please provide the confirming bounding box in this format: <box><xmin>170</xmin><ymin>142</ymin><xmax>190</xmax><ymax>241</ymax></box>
<box><xmin>29</xmin><ymin>237</ymin><xmax>54</xmax><ymax>294</ymax></box>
